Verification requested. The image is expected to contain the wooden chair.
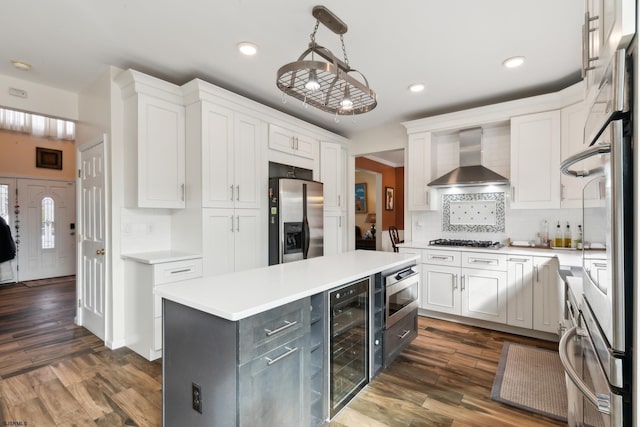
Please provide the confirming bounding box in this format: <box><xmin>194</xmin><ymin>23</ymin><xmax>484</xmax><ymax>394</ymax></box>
<box><xmin>389</xmin><ymin>226</ymin><xmax>403</xmax><ymax>252</ymax></box>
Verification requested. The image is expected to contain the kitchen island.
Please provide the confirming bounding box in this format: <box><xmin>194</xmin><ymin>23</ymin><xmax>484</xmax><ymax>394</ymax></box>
<box><xmin>156</xmin><ymin>250</ymin><xmax>419</xmax><ymax>427</ymax></box>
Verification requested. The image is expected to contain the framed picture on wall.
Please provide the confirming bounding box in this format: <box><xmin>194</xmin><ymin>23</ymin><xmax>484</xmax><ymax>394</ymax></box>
<box><xmin>36</xmin><ymin>147</ymin><xmax>63</xmax><ymax>170</ymax></box>
<box><xmin>355</xmin><ymin>183</ymin><xmax>367</xmax><ymax>212</ymax></box>
<box><xmin>385</xmin><ymin>187</ymin><xmax>394</xmax><ymax>211</ymax></box>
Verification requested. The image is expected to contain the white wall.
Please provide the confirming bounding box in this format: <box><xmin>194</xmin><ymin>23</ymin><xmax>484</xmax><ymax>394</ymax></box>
<box><xmin>0</xmin><ymin>74</ymin><xmax>78</xmax><ymax>120</ymax></box>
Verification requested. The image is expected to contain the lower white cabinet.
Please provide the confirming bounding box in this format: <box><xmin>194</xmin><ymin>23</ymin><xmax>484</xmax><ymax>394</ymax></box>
<box><xmin>124</xmin><ymin>256</ymin><xmax>203</xmax><ymax>360</ymax></box>
<box><xmin>422</xmin><ymin>250</ymin><xmax>508</xmax><ymax>324</ymax></box>
<box><xmin>532</xmin><ymin>256</ymin><xmax>560</xmax><ymax>333</ymax></box>
<box><xmin>506</xmin><ymin>255</ymin><xmax>560</xmax><ymax>333</ymax></box>
<box><xmin>202</xmin><ymin>208</ymin><xmax>261</xmax><ymax>276</ymax></box>
<box><xmin>323</xmin><ymin>212</ymin><xmax>347</xmax><ymax>256</ymax></box>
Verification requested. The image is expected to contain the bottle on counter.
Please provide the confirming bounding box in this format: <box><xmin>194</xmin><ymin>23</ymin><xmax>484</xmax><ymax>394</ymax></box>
<box><xmin>575</xmin><ymin>225</ymin><xmax>583</xmax><ymax>249</ymax></box>
<box><xmin>564</xmin><ymin>222</ymin><xmax>572</xmax><ymax>248</ymax></box>
<box><xmin>541</xmin><ymin>220</ymin><xmax>549</xmax><ymax>247</ymax></box>
<box><xmin>554</xmin><ymin>221</ymin><xmax>563</xmax><ymax>247</ymax></box>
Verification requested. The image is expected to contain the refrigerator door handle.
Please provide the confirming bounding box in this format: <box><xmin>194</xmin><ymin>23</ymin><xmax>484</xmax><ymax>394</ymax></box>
<box><xmin>303</xmin><ymin>216</ymin><xmax>310</xmax><ymax>259</ymax></box>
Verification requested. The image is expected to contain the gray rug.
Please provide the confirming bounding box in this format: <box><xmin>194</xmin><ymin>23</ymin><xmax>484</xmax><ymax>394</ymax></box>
<box><xmin>491</xmin><ymin>342</ymin><xmax>568</xmax><ymax>422</ymax></box>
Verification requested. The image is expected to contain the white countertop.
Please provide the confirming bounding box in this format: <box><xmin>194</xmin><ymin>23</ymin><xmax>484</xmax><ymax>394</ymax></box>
<box><xmin>155</xmin><ymin>250</ymin><xmax>419</xmax><ymax>321</ymax></box>
<box><xmin>398</xmin><ymin>241</ymin><xmax>582</xmax><ymax>267</ymax></box>
<box><xmin>121</xmin><ymin>250</ymin><xmax>202</xmax><ymax>264</ymax></box>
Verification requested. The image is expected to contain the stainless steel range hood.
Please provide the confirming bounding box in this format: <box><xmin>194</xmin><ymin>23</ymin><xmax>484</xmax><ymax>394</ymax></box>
<box><xmin>427</xmin><ymin>128</ymin><xmax>509</xmax><ymax>187</ymax></box>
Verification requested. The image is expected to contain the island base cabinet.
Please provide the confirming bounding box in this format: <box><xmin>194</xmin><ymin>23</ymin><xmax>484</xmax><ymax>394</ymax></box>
<box><xmin>239</xmin><ymin>335</ymin><xmax>310</xmax><ymax>427</ymax></box>
<box><xmin>163</xmin><ymin>298</ymin><xmax>311</xmax><ymax>427</ymax></box>
<box><xmin>163</xmin><ymin>300</ymin><xmax>238</xmax><ymax>427</ymax></box>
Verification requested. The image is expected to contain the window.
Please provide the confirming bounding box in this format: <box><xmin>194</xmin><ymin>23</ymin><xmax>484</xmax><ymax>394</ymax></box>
<box><xmin>42</xmin><ymin>197</ymin><xmax>55</xmax><ymax>249</ymax></box>
<box><xmin>0</xmin><ymin>108</ymin><xmax>75</xmax><ymax>140</ymax></box>
<box><xmin>0</xmin><ymin>184</ymin><xmax>8</xmax><ymax>224</ymax></box>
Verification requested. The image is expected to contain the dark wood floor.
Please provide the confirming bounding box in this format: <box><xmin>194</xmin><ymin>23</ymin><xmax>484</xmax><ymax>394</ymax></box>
<box><xmin>0</xmin><ymin>281</ymin><xmax>566</xmax><ymax>426</ymax></box>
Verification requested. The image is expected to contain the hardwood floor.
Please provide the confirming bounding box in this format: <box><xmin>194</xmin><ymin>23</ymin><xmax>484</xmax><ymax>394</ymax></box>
<box><xmin>0</xmin><ymin>281</ymin><xmax>566</xmax><ymax>426</ymax></box>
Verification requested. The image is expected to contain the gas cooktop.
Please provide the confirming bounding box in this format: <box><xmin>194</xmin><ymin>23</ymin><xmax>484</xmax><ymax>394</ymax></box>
<box><xmin>429</xmin><ymin>239</ymin><xmax>503</xmax><ymax>249</ymax></box>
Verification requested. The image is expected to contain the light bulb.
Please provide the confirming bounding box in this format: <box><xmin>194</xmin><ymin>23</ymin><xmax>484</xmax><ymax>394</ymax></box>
<box><xmin>305</xmin><ymin>70</ymin><xmax>320</xmax><ymax>91</ymax></box>
<box><xmin>340</xmin><ymin>86</ymin><xmax>353</xmax><ymax>110</ymax></box>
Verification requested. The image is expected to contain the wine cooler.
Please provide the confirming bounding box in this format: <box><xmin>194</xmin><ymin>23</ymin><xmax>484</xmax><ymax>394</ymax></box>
<box><xmin>328</xmin><ymin>277</ymin><xmax>369</xmax><ymax>418</ymax></box>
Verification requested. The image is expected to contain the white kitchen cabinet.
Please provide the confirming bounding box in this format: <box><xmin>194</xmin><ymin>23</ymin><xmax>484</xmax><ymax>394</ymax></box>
<box><xmin>510</xmin><ymin>110</ymin><xmax>561</xmax><ymax>209</ymax></box>
<box><xmin>422</xmin><ymin>250</ymin><xmax>507</xmax><ymax>324</ymax></box>
<box><xmin>422</xmin><ymin>264</ymin><xmax>460</xmax><ymax>315</ymax></box>
<box><xmin>323</xmin><ymin>212</ymin><xmax>346</xmax><ymax>256</ymax></box>
<box><xmin>269</xmin><ymin>123</ymin><xmax>317</xmax><ymax>159</ymax></box>
<box><xmin>532</xmin><ymin>256</ymin><xmax>560</xmax><ymax>333</ymax></box>
<box><xmin>202</xmin><ymin>208</ymin><xmax>261</xmax><ymax>276</ymax></box>
<box><xmin>320</xmin><ymin>141</ymin><xmax>347</xmax><ymax>212</ymax></box>
<box><xmin>124</xmin><ymin>256</ymin><xmax>203</xmax><ymax>360</ymax></box>
<box><xmin>117</xmin><ymin>69</ymin><xmax>186</xmax><ymax>209</ymax></box>
<box><xmin>407</xmin><ymin>132</ymin><xmax>435</xmax><ymax>211</ymax></box>
<box><xmin>506</xmin><ymin>256</ymin><xmax>534</xmax><ymax>329</ymax></box>
<box><xmin>197</xmin><ymin>102</ymin><xmax>262</xmax><ymax>209</ymax></box>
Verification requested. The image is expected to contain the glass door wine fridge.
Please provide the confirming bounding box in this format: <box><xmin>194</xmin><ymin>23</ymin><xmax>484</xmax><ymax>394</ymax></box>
<box><xmin>329</xmin><ymin>277</ymin><xmax>369</xmax><ymax>418</ymax></box>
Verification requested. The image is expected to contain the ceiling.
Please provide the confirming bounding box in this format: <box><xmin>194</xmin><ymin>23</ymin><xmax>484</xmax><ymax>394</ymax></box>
<box><xmin>1</xmin><ymin>1</ymin><xmax>583</xmax><ymax>139</ymax></box>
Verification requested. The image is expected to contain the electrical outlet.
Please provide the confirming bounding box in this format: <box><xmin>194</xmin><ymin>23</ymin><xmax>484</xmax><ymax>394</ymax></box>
<box><xmin>192</xmin><ymin>382</ymin><xmax>202</xmax><ymax>413</ymax></box>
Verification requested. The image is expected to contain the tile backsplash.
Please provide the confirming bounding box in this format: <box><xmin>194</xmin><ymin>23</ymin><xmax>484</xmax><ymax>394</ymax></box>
<box><xmin>442</xmin><ymin>192</ymin><xmax>505</xmax><ymax>232</ymax></box>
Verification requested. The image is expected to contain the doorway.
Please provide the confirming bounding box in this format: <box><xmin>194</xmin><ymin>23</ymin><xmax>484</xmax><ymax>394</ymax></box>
<box><xmin>0</xmin><ymin>177</ymin><xmax>76</xmax><ymax>282</ymax></box>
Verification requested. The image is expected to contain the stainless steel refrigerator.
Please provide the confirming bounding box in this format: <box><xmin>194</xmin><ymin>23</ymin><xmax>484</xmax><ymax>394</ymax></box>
<box><xmin>268</xmin><ymin>178</ymin><xmax>323</xmax><ymax>265</ymax></box>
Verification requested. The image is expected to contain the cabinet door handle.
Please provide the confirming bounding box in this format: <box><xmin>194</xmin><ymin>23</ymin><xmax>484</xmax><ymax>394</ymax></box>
<box><xmin>264</xmin><ymin>320</ymin><xmax>298</xmax><ymax>336</ymax></box>
<box><xmin>534</xmin><ymin>265</ymin><xmax>539</xmax><ymax>282</ymax></box>
<box><xmin>461</xmin><ymin>275</ymin><xmax>465</xmax><ymax>291</ymax></box>
<box><xmin>339</xmin><ymin>216</ymin><xmax>342</xmax><ymax>227</ymax></box>
<box><xmin>453</xmin><ymin>274</ymin><xmax>458</xmax><ymax>289</ymax></box>
<box><xmin>511</xmin><ymin>186</ymin><xmax>516</xmax><ymax>200</ymax></box>
<box><xmin>230</xmin><ymin>185</ymin><xmax>234</xmax><ymax>201</ymax></box>
<box><xmin>398</xmin><ymin>330</ymin><xmax>411</xmax><ymax>340</ymax></box>
<box><xmin>265</xmin><ymin>346</ymin><xmax>298</xmax><ymax>366</ymax></box>
<box><xmin>236</xmin><ymin>215</ymin><xmax>240</xmax><ymax>232</ymax></box>
<box><xmin>236</xmin><ymin>185</ymin><xmax>240</xmax><ymax>201</ymax></box>
<box><xmin>181</xmin><ymin>183</ymin><xmax>185</xmax><ymax>201</ymax></box>
<box><xmin>337</xmin><ymin>195</ymin><xmax>341</xmax><ymax>207</ymax></box>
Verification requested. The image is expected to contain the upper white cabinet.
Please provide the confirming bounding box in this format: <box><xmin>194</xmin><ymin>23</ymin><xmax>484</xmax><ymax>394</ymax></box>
<box><xmin>195</xmin><ymin>101</ymin><xmax>262</xmax><ymax>209</ymax></box>
<box><xmin>320</xmin><ymin>141</ymin><xmax>347</xmax><ymax>212</ymax></box>
<box><xmin>269</xmin><ymin>124</ymin><xmax>317</xmax><ymax>159</ymax></box>
<box><xmin>510</xmin><ymin>110</ymin><xmax>561</xmax><ymax>209</ymax></box>
<box><xmin>117</xmin><ymin>70</ymin><xmax>186</xmax><ymax>209</ymax></box>
<box><xmin>407</xmin><ymin>132</ymin><xmax>435</xmax><ymax>211</ymax></box>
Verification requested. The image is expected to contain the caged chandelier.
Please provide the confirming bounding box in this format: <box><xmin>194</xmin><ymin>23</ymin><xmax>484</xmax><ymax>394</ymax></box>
<box><xmin>276</xmin><ymin>5</ymin><xmax>377</xmax><ymax>117</ymax></box>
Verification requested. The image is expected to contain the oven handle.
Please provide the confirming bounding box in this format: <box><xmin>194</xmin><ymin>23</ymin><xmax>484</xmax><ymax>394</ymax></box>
<box><xmin>559</xmin><ymin>325</ymin><xmax>612</xmax><ymax>415</ymax></box>
<box><xmin>560</xmin><ymin>143</ymin><xmax>610</xmax><ymax>177</ymax></box>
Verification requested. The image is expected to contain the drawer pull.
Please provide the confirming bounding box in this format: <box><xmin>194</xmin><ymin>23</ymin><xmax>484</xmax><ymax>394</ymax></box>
<box><xmin>398</xmin><ymin>329</ymin><xmax>411</xmax><ymax>340</ymax></box>
<box><xmin>430</xmin><ymin>256</ymin><xmax>451</xmax><ymax>261</ymax></box>
<box><xmin>265</xmin><ymin>346</ymin><xmax>298</xmax><ymax>366</ymax></box>
<box><xmin>170</xmin><ymin>268</ymin><xmax>192</xmax><ymax>274</ymax></box>
<box><xmin>264</xmin><ymin>320</ymin><xmax>297</xmax><ymax>336</ymax></box>
<box><xmin>471</xmin><ymin>259</ymin><xmax>494</xmax><ymax>264</ymax></box>
<box><xmin>508</xmin><ymin>258</ymin><xmax>529</xmax><ymax>263</ymax></box>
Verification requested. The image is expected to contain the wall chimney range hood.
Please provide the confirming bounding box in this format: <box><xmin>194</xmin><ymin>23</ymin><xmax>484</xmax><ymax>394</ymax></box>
<box><xmin>427</xmin><ymin>128</ymin><xmax>509</xmax><ymax>187</ymax></box>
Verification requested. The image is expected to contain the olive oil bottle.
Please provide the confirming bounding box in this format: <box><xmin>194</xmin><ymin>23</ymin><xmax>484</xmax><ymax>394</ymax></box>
<box><xmin>554</xmin><ymin>221</ymin><xmax>563</xmax><ymax>247</ymax></box>
<box><xmin>564</xmin><ymin>222</ymin><xmax>572</xmax><ymax>248</ymax></box>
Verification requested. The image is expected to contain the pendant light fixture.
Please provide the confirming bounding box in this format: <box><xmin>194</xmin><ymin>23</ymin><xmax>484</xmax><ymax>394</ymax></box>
<box><xmin>276</xmin><ymin>5</ymin><xmax>377</xmax><ymax>115</ymax></box>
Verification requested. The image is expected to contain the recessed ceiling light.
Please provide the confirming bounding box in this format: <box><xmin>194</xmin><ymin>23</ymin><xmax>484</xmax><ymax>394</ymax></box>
<box><xmin>408</xmin><ymin>83</ymin><xmax>425</xmax><ymax>93</ymax></box>
<box><xmin>503</xmin><ymin>56</ymin><xmax>525</xmax><ymax>68</ymax></box>
<box><xmin>11</xmin><ymin>60</ymin><xmax>31</xmax><ymax>71</ymax></box>
<box><xmin>237</xmin><ymin>42</ymin><xmax>258</xmax><ymax>56</ymax></box>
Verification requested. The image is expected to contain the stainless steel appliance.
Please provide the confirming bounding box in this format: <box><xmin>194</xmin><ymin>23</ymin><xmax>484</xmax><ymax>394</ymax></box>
<box><xmin>382</xmin><ymin>263</ymin><xmax>419</xmax><ymax>367</ymax></box>
<box><xmin>328</xmin><ymin>277</ymin><xmax>369</xmax><ymax>418</ymax></box>
<box><xmin>559</xmin><ymin>48</ymin><xmax>634</xmax><ymax>427</ymax></box>
<box><xmin>268</xmin><ymin>178</ymin><xmax>323</xmax><ymax>265</ymax></box>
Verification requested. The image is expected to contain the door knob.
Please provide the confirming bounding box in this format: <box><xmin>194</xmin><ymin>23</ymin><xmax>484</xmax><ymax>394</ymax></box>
<box><xmin>96</xmin><ymin>249</ymin><xmax>105</xmax><ymax>255</ymax></box>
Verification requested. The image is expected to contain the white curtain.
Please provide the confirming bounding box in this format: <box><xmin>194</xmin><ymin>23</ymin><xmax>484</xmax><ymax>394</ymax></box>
<box><xmin>0</xmin><ymin>108</ymin><xmax>75</xmax><ymax>140</ymax></box>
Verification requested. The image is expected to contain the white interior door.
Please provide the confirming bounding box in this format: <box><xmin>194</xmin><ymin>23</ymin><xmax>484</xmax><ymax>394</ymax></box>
<box><xmin>0</xmin><ymin>178</ymin><xmax>17</xmax><ymax>283</ymax></box>
<box><xmin>77</xmin><ymin>137</ymin><xmax>107</xmax><ymax>340</ymax></box>
<box><xmin>16</xmin><ymin>178</ymin><xmax>76</xmax><ymax>281</ymax></box>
